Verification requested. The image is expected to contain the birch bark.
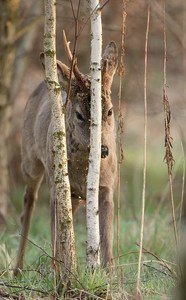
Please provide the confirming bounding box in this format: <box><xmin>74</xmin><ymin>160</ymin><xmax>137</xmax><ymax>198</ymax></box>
<box><xmin>86</xmin><ymin>0</ymin><xmax>102</xmax><ymax>269</ymax></box>
<box><xmin>44</xmin><ymin>0</ymin><xmax>76</xmax><ymax>282</ymax></box>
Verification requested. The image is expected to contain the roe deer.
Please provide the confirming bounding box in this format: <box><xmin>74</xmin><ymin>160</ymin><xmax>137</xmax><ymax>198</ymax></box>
<box><xmin>14</xmin><ymin>39</ymin><xmax>118</xmax><ymax>276</ymax></box>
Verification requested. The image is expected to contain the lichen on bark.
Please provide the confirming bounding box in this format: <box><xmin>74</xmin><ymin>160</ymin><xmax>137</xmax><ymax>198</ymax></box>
<box><xmin>44</xmin><ymin>0</ymin><xmax>76</xmax><ymax>285</ymax></box>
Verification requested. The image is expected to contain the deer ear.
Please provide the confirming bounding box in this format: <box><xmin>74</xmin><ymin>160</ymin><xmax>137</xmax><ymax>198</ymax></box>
<box><xmin>102</xmin><ymin>42</ymin><xmax>118</xmax><ymax>92</ymax></box>
<box><xmin>39</xmin><ymin>52</ymin><xmax>72</xmax><ymax>91</ymax></box>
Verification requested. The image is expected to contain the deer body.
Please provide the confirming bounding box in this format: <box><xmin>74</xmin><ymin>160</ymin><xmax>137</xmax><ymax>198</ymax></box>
<box><xmin>14</xmin><ymin>41</ymin><xmax>118</xmax><ymax>275</ymax></box>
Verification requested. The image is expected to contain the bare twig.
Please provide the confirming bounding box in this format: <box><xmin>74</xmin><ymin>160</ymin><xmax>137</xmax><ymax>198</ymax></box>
<box><xmin>13</xmin><ymin>235</ymin><xmax>85</xmax><ymax>290</ymax></box>
<box><xmin>0</xmin><ymin>282</ymin><xmax>49</xmax><ymax>295</ymax></box>
<box><xmin>64</xmin><ymin>0</ymin><xmax>111</xmax><ymax>110</ymax></box>
<box><xmin>136</xmin><ymin>4</ymin><xmax>150</xmax><ymax>294</ymax></box>
<box><xmin>77</xmin><ymin>0</ymin><xmax>109</xmax><ymax>36</ymax></box>
<box><xmin>143</xmin><ymin>263</ymin><xmax>172</xmax><ymax>278</ymax></box>
<box><xmin>64</xmin><ymin>0</ymin><xmax>81</xmax><ymax>109</ymax></box>
<box><xmin>136</xmin><ymin>242</ymin><xmax>177</xmax><ymax>278</ymax></box>
<box><xmin>99</xmin><ymin>0</ymin><xmax>110</xmax><ymax>11</ymax></box>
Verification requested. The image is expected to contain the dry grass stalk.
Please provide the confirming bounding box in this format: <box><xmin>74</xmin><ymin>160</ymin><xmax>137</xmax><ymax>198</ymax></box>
<box><xmin>179</xmin><ymin>140</ymin><xmax>185</xmax><ymax>237</ymax></box>
<box><xmin>163</xmin><ymin>91</ymin><xmax>174</xmax><ymax>175</ymax></box>
<box><xmin>136</xmin><ymin>4</ymin><xmax>150</xmax><ymax>295</ymax></box>
<box><xmin>117</xmin><ymin>0</ymin><xmax>127</xmax><ymax>268</ymax></box>
<box><xmin>162</xmin><ymin>1</ymin><xmax>178</xmax><ymax>248</ymax></box>
<box><xmin>163</xmin><ymin>91</ymin><xmax>178</xmax><ymax>248</ymax></box>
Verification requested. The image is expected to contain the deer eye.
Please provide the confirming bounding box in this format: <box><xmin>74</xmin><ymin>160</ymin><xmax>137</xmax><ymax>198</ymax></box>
<box><xmin>108</xmin><ymin>108</ymin><xmax>113</xmax><ymax>116</ymax></box>
<box><xmin>76</xmin><ymin>111</ymin><xmax>85</xmax><ymax>122</ymax></box>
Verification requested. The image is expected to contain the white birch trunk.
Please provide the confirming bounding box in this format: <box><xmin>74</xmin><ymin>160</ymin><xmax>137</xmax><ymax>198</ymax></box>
<box><xmin>86</xmin><ymin>0</ymin><xmax>102</xmax><ymax>269</ymax></box>
<box><xmin>44</xmin><ymin>0</ymin><xmax>76</xmax><ymax>282</ymax></box>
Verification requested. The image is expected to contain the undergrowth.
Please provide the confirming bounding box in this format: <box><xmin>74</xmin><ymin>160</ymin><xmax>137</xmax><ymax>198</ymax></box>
<box><xmin>0</xmin><ymin>148</ymin><xmax>182</xmax><ymax>299</ymax></box>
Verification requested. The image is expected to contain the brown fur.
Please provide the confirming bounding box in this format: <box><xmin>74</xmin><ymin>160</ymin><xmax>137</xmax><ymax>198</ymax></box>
<box><xmin>14</xmin><ymin>42</ymin><xmax>118</xmax><ymax>275</ymax></box>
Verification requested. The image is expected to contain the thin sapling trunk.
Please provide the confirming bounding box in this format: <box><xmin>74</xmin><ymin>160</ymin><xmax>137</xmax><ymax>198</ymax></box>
<box><xmin>44</xmin><ymin>0</ymin><xmax>76</xmax><ymax>284</ymax></box>
<box><xmin>86</xmin><ymin>0</ymin><xmax>102</xmax><ymax>269</ymax></box>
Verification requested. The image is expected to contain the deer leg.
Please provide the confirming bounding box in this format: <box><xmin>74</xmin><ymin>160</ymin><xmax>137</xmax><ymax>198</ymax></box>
<box><xmin>99</xmin><ymin>186</ymin><xmax>114</xmax><ymax>268</ymax></box>
<box><xmin>14</xmin><ymin>163</ymin><xmax>44</xmax><ymax>277</ymax></box>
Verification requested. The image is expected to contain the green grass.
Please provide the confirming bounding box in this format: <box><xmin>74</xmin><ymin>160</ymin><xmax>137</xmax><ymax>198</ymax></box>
<box><xmin>0</xmin><ymin>147</ymin><xmax>182</xmax><ymax>299</ymax></box>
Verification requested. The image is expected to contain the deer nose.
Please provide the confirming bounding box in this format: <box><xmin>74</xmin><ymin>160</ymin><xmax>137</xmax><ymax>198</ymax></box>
<box><xmin>101</xmin><ymin>145</ymin><xmax>109</xmax><ymax>158</ymax></box>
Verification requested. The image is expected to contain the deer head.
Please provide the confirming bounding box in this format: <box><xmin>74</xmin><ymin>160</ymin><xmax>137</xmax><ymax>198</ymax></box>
<box><xmin>40</xmin><ymin>37</ymin><xmax>118</xmax><ymax>158</ymax></box>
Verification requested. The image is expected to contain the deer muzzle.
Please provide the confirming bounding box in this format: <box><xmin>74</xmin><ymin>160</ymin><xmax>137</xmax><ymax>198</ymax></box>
<box><xmin>101</xmin><ymin>145</ymin><xmax>109</xmax><ymax>158</ymax></box>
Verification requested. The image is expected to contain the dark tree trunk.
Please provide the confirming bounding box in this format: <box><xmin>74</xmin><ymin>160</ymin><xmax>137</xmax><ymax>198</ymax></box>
<box><xmin>0</xmin><ymin>0</ymin><xmax>19</xmax><ymax>223</ymax></box>
<box><xmin>0</xmin><ymin>1</ymin><xmax>41</xmax><ymax>223</ymax></box>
